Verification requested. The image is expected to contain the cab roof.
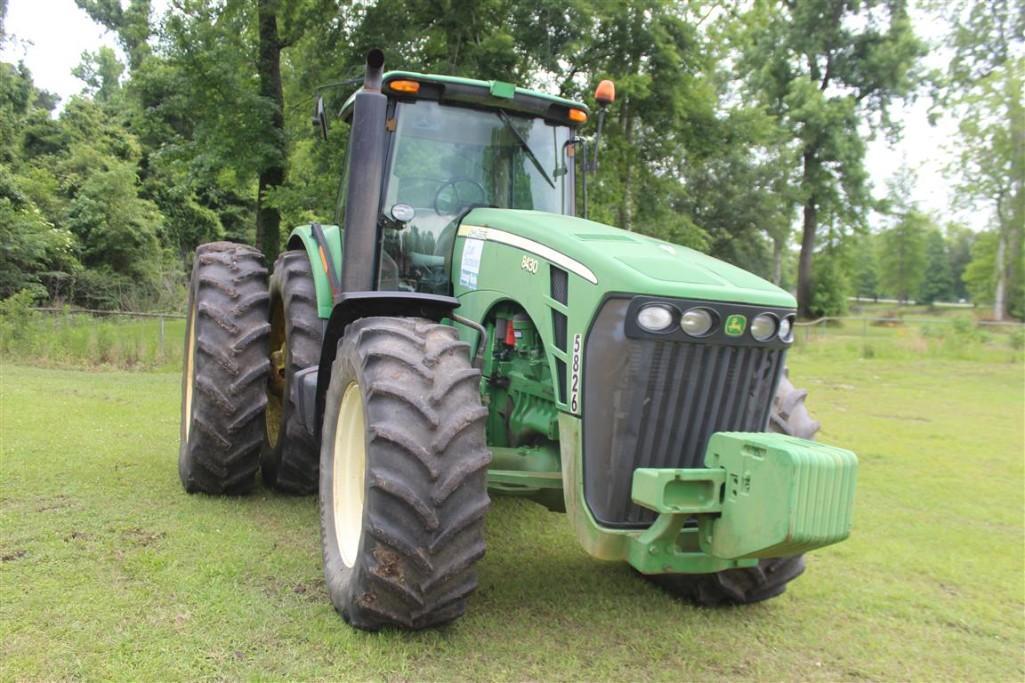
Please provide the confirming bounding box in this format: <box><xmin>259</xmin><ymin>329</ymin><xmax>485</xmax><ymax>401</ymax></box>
<box><xmin>339</xmin><ymin>70</ymin><xmax>589</xmax><ymax>128</ymax></box>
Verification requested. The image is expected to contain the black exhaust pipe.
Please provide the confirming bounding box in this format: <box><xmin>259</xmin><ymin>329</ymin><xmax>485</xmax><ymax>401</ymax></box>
<box><xmin>340</xmin><ymin>49</ymin><xmax>387</xmax><ymax>293</ymax></box>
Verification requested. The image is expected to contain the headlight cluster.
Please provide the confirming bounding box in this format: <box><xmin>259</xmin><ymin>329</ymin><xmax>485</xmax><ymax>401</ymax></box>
<box><xmin>635</xmin><ymin>304</ymin><xmax>795</xmax><ymax>342</ymax></box>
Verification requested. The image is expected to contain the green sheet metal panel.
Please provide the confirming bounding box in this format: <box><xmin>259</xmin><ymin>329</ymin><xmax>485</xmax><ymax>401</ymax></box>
<box><xmin>286</xmin><ymin>224</ymin><xmax>343</xmax><ymax>319</ymax></box>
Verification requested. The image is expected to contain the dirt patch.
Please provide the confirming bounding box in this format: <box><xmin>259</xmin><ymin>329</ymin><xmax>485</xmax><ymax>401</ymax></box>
<box><xmin>36</xmin><ymin>495</ymin><xmax>75</xmax><ymax>512</ymax></box>
<box><xmin>1</xmin><ymin>550</ymin><xmax>27</xmax><ymax>562</ymax></box>
<box><xmin>292</xmin><ymin>580</ymin><xmax>327</xmax><ymax>602</ymax></box>
<box><xmin>121</xmin><ymin>527</ymin><xmax>166</xmax><ymax>546</ymax></box>
<box><xmin>64</xmin><ymin>531</ymin><xmax>90</xmax><ymax>542</ymax></box>
<box><xmin>869</xmin><ymin>413</ymin><xmax>930</xmax><ymax>422</ymax></box>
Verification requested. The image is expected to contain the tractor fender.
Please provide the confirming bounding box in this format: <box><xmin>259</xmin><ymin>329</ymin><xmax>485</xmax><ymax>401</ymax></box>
<box><xmin>311</xmin><ymin>292</ymin><xmax>461</xmax><ymax>437</ymax></box>
<box><xmin>286</xmin><ymin>224</ymin><xmax>344</xmax><ymax>319</ymax></box>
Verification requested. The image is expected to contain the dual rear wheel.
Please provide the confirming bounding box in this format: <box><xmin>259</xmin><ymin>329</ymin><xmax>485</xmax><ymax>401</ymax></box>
<box><xmin>179</xmin><ymin>250</ymin><xmax>491</xmax><ymax>628</ymax></box>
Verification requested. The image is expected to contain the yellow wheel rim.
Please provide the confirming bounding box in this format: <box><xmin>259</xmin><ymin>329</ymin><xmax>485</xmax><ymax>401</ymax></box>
<box><xmin>265</xmin><ymin>294</ymin><xmax>287</xmax><ymax>448</ymax></box>
<box><xmin>183</xmin><ymin>303</ymin><xmax>197</xmax><ymax>442</ymax></box>
<box><xmin>333</xmin><ymin>382</ymin><xmax>366</xmax><ymax>568</ymax></box>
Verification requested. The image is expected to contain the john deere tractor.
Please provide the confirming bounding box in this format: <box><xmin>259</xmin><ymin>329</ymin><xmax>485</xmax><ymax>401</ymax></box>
<box><xmin>179</xmin><ymin>50</ymin><xmax>858</xmax><ymax>630</ymax></box>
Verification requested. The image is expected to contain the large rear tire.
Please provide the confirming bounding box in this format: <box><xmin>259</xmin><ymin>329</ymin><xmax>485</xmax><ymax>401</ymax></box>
<box><xmin>648</xmin><ymin>369</ymin><xmax>820</xmax><ymax>605</ymax></box>
<box><xmin>261</xmin><ymin>250</ymin><xmax>323</xmax><ymax>494</ymax></box>
<box><xmin>179</xmin><ymin>242</ymin><xmax>270</xmax><ymax>494</ymax></box>
<box><xmin>319</xmin><ymin>317</ymin><xmax>491</xmax><ymax>630</ymax></box>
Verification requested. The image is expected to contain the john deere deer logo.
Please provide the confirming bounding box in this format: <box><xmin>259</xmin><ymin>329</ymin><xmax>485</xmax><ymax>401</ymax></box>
<box><xmin>725</xmin><ymin>314</ymin><xmax>746</xmax><ymax>337</ymax></box>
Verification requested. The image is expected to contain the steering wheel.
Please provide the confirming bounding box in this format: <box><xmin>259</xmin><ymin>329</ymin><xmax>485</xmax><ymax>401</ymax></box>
<box><xmin>433</xmin><ymin>178</ymin><xmax>488</xmax><ymax>216</ymax></box>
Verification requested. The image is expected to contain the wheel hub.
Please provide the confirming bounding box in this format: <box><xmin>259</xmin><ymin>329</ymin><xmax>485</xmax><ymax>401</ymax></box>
<box><xmin>333</xmin><ymin>382</ymin><xmax>366</xmax><ymax>568</ymax></box>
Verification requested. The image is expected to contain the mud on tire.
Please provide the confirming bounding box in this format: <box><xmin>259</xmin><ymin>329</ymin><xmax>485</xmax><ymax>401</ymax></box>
<box><xmin>179</xmin><ymin>242</ymin><xmax>271</xmax><ymax>494</ymax></box>
<box><xmin>261</xmin><ymin>250</ymin><xmax>324</xmax><ymax>494</ymax></box>
<box><xmin>649</xmin><ymin>369</ymin><xmax>820</xmax><ymax>605</ymax></box>
<box><xmin>319</xmin><ymin>317</ymin><xmax>491</xmax><ymax>630</ymax></box>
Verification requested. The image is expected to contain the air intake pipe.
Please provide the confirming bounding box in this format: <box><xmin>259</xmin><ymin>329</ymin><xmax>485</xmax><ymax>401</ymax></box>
<box><xmin>340</xmin><ymin>48</ymin><xmax>387</xmax><ymax>293</ymax></box>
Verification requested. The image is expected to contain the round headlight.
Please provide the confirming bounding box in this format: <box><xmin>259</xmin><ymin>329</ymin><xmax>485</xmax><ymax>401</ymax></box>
<box><xmin>751</xmin><ymin>313</ymin><xmax>778</xmax><ymax>341</ymax></box>
<box><xmin>778</xmin><ymin>316</ymin><xmax>793</xmax><ymax>342</ymax></box>
<box><xmin>680</xmin><ymin>308</ymin><xmax>715</xmax><ymax>337</ymax></box>
<box><xmin>637</xmin><ymin>304</ymin><xmax>674</xmax><ymax>332</ymax></box>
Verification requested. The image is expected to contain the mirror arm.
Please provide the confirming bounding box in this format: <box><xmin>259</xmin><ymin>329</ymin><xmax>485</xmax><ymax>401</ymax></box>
<box><xmin>590</xmin><ymin>105</ymin><xmax>608</xmax><ymax>172</ymax></box>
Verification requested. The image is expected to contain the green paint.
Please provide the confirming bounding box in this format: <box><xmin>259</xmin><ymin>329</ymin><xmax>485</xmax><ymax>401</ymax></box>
<box><xmin>340</xmin><ymin>71</ymin><xmax>589</xmax><ymax>121</ymax></box>
<box><xmin>623</xmin><ymin>433</ymin><xmax>857</xmax><ymax>574</ymax></box>
<box><xmin>286</xmin><ymin>224</ymin><xmax>343</xmax><ymax>319</ymax></box>
<box><xmin>489</xmin><ymin>80</ymin><xmax>516</xmax><ymax>99</ymax></box>
<box><xmin>298</xmin><ymin>81</ymin><xmax>859</xmax><ymax>577</ymax></box>
<box><xmin>701</xmin><ymin>432</ymin><xmax>858</xmax><ymax>559</ymax></box>
<box><xmin>725</xmin><ymin>313</ymin><xmax>747</xmax><ymax>337</ymax></box>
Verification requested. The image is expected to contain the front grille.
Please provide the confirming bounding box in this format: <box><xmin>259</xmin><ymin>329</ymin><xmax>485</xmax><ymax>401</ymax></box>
<box><xmin>583</xmin><ymin>299</ymin><xmax>786</xmax><ymax>527</ymax></box>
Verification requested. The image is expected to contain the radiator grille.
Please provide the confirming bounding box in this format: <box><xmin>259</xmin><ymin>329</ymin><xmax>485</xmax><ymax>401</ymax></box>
<box><xmin>583</xmin><ymin>299</ymin><xmax>785</xmax><ymax>527</ymax></box>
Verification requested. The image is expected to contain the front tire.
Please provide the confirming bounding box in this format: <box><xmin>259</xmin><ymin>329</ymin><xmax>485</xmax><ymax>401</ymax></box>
<box><xmin>179</xmin><ymin>242</ymin><xmax>270</xmax><ymax>494</ymax></box>
<box><xmin>649</xmin><ymin>370</ymin><xmax>820</xmax><ymax>605</ymax></box>
<box><xmin>319</xmin><ymin>317</ymin><xmax>491</xmax><ymax>630</ymax></box>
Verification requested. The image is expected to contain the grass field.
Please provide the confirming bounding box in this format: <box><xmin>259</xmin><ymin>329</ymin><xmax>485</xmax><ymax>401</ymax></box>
<box><xmin>1</xmin><ymin>351</ymin><xmax>1023</xmax><ymax>680</ymax></box>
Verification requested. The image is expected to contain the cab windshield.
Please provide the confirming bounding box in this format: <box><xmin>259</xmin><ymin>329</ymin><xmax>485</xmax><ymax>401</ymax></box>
<box><xmin>379</xmin><ymin>99</ymin><xmax>573</xmax><ymax>293</ymax></box>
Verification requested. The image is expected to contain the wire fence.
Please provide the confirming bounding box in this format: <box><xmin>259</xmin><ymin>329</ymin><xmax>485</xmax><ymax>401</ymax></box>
<box><xmin>793</xmin><ymin>315</ymin><xmax>1024</xmax><ymax>343</ymax></box>
<box><xmin>29</xmin><ymin>307</ymin><xmax>186</xmax><ymax>361</ymax></box>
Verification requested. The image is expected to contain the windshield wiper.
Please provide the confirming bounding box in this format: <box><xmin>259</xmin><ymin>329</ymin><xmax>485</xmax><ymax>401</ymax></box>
<box><xmin>496</xmin><ymin>109</ymin><xmax>555</xmax><ymax>189</ymax></box>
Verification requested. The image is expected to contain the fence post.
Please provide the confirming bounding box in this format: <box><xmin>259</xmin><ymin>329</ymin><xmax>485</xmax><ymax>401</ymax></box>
<box><xmin>159</xmin><ymin>316</ymin><xmax>165</xmax><ymax>356</ymax></box>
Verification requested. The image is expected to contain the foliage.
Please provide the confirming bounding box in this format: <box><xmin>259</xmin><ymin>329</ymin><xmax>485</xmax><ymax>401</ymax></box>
<box><xmin>934</xmin><ymin>0</ymin><xmax>1025</xmax><ymax>320</ymax></box>
<box><xmin>919</xmin><ymin>228</ymin><xmax>954</xmax><ymax>305</ymax></box>
<box><xmin>808</xmin><ymin>248</ymin><xmax>849</xmax><ymax>317</ymax></box>
<box><xmin>0</xmin><ymin>0</ymin><xmax>1015</xmax><ymax>319</ymax></box>
<box><xmin>735</xmin><ymin>0</ymin><xmax>925</xmax><ymax>316</ymax></box>
<box><xmin>0</xmin><ymin>289</ymin><xmax>40</xmax><ymax>346</ymax></box>
<box><xmin>880</xmin><ymin>209</ymin><xmax>929</xmax><ymax>304</ymax></box>
<box><xmin>962</xmin><ymin>230</ymin><xmax>1001</xmax><ymax>307</ymax></box>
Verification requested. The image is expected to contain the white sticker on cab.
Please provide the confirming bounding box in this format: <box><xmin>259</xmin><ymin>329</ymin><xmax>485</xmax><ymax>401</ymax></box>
<box><xmin>460</xmin><ymin>238</ymin><xmax>484</xmax><ymax>288</ymax></box>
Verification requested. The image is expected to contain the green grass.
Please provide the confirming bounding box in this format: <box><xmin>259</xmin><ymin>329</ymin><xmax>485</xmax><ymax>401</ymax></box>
<box><xmin>1</xmin><ymin>354</ymin><xmax>1023</xmax><ymax>681</ymax></box>
<box><xmin>1</xmin><ymin>313</ymin><xmax>186</xmax><ymax>371</ymax></box>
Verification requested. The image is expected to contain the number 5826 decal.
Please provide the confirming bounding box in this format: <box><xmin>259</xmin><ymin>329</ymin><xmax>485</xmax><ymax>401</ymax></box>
<box><xmin>570</xmin><ymin>334</ymin><xmax>582</xmax><ymax>414</ymax></box>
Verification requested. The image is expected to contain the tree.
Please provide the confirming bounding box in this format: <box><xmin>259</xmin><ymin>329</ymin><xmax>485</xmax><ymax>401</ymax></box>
<box><xmin>963</xmin><ymin>230</ymin><xmax>1001</xmax><ymax>307</ymax></box>
<box><xmin>74</xmin><ymin>0</ymin><xmax>153</xmax><ymax>71</ymax></box>
<box><xmin>72</xmin><ymin>47</ymin><xmax>125</xmax><ymax>103</ymax></box>
<box><xmin>852</xmin><ymin>234</ymin><xmax>881</xmax><ymax>301</ymax></box>
<box><xmin>738</xmin><ymin>0</ymin><xmax>924</xmax><ymax>317</ymax></box>
<box><xmin>880</xmin><ymin>209</ymin><xmax>928</xmax><ymax>303</ymax></box>
<box><xmin>934</xmin><ymin>0</ymin><xmax>1024</xmax><ymax>319</ymax></box>
<box><xmin>919</xmin><ymin>228</ymin><xmax>953</xmax><ymax>305</ymax></box>
<box><xmin>944</xmin><ymin>222</ymin><xmax>976</xmax><ymax>301</ymax></box>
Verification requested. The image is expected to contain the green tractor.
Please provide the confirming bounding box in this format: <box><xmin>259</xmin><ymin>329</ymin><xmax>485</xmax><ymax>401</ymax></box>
<box><xmin>179</xmin><ymin>50</ymin><xmax>858</xmax><ymax>630</ymax></box>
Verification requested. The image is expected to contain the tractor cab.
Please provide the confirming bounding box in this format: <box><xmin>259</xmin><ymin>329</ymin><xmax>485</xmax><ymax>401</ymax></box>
<box><xmin>334</xmin><ymin>71</ymin><xmax>588</xmax><ymax>295</ymax></box>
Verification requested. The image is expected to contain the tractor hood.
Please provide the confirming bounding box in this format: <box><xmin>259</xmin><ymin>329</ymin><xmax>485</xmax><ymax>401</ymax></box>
<box><xmin>460</xmin><ymin>208</ymin><xmax>796</xmax><ymax>308</ymax></box>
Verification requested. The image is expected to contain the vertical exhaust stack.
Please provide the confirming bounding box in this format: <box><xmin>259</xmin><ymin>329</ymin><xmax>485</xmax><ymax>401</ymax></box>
<box><xmin>340</xmin><ymin>48</ymin><xmax>388</xmax><ymax>293</ymax></box>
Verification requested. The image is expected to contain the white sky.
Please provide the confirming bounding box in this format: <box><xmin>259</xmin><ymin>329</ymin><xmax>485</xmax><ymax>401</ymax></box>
<box><xmin>1</xmin><ymin>0</ymin><xmax>978</xmax><ymax>231</ymax></box>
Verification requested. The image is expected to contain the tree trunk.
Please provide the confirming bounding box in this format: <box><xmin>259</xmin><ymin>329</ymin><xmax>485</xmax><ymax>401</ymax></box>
<box><xmin>797</xmin><ymin>149</ymin><xmax>818</xmax><ymax>318</ymax></box>
<box><xmin>255</xmin><ymin>0</ymin><xmax>286</xmax><ymax>261</ymax></box>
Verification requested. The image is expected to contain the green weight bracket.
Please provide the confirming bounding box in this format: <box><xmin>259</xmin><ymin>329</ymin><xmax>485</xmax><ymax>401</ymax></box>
<box><xmin>627</xmin><ymin>432</ymin><xmax>858</xmax><ymax>575</ymax></box>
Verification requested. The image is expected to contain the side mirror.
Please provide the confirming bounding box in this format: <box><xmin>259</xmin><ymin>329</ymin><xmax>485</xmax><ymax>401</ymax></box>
<box><xmin>313</xmin><ymin>95</ymin><xmax>328</xmax><ymax>140</ymax></box>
